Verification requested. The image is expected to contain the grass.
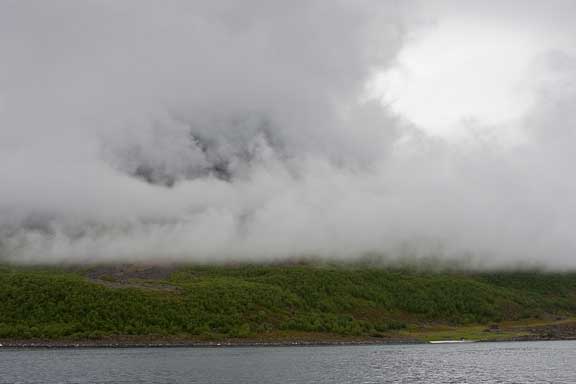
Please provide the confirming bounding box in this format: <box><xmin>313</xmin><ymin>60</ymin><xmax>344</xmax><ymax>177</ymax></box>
<box><xmin>0</xmin><ymin>263</ymin><xmax>575</xmax><ymax>341</ymax></box>
<box><xmin>403</xmin><ymin>324</ymin><xmax>530</xmax><ymax>342</ymax></box>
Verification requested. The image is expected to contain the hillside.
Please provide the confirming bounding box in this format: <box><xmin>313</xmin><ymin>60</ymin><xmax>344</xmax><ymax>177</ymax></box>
<box><xmin>1</xmin><ymin>264</ymin><xmax>576</xmax><ymax>344</ymax></box>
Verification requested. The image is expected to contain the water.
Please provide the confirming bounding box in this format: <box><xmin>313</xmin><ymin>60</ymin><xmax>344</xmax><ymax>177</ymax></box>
<box><xmin>1</xmin><ymin>341</ymin><xmax>575</xmax><ymax>383</ymax></box>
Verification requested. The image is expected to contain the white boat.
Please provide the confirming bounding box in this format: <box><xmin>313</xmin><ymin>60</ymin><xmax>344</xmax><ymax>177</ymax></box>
<box><xmin>429</xmin><ymin>340</ymin><xmax>477</xmax><ymax>344</ymax></box>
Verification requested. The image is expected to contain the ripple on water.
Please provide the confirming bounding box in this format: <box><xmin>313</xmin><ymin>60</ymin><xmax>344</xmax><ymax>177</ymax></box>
<box><xmin>0</xmin><ymin>341</ymin><xmax>575</xmax><ymax>384</ymax></box>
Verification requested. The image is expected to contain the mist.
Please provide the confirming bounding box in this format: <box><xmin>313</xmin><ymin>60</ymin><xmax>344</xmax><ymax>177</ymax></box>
<box><xmin>1</xmin><ymin>0</ymin><xmax>576</xmax><ymax>267</ymax></box>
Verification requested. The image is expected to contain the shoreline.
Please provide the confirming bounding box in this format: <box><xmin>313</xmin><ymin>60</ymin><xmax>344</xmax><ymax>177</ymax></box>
<box><xmin>0</xmin><ymin>337</ymin><xmax>421</xmax><ymax>349</ymax></box>
<box><xmin>1</xmin><ymin>336</ymin><xmax>575</xmax><ymax>349</ymax></box>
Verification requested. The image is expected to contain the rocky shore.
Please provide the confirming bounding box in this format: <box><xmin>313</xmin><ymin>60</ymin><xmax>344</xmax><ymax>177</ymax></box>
<box><xmin>2</xmin><ymin>325</ymin><xmax>576</xmax><ymax>349</ymax></box>
<box><xmin>0</xmin><ymin>337</ymin><xmax>425</xmax><ymax>349</ymax></box>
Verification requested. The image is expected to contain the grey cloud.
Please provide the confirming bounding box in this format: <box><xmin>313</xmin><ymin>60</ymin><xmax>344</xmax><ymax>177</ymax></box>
<box><xmin>2</xmin><ymin>1</ymin><xmax>576</xmax><ymax>268</ymax></box>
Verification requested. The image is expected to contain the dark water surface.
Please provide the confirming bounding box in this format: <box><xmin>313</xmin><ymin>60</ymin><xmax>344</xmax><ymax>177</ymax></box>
<box><xmin>1</xmin><ymin>340</ymin><xmax>575</xmax><ymax>383</ymax></box>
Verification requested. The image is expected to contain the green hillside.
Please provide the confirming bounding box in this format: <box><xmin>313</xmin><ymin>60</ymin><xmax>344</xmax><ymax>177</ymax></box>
<box><xmin>1</xmin><ymin>264</ymin><xmax>576</xmax><ymax>342</ymax></box>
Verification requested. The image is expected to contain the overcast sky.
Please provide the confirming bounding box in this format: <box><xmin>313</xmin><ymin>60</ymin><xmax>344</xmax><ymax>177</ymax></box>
<box><xmin>1</xmin><ymin>1</ymin><xmax>576</xmax><ymax>267</ymax></box>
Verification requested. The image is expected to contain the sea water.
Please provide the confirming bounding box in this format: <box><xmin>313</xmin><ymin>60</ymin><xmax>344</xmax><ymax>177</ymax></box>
<box><xmin>1</xmin><ymin>340</ymin><xmax>575</xmax><ymax>383</ymax></box>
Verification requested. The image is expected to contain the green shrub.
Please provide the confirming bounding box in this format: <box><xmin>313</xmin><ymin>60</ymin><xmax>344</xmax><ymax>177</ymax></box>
<box><xmin>0</xmin><ymin>265</ymin><xmax>574</xmax><ymax>339</ymax></box>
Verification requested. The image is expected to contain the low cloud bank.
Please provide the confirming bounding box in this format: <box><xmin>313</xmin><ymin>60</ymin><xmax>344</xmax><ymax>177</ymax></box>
<box><xmin>1</xmin><ymin>1</ymin><xmax>576</xmax><ymax>267</ymax></box>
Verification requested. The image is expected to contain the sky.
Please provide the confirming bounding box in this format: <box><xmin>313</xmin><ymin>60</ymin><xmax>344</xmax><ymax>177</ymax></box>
<box><xmin>1</xmin><ymin>0</ymin><xmax>576</xmax><ymax>267</ymax></box>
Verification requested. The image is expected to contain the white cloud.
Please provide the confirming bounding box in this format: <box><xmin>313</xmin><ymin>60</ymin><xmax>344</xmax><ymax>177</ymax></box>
<box><xmin>2</xmin><ymin>1</ymin><xmax>576</xmax><ymax>268</ymax></box>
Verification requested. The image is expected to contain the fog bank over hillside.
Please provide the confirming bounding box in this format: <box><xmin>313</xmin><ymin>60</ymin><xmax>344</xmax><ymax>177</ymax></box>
<box><xmin>1</xmin><ymin>1</ymin><xmax>576</xmax><ymax>267</ymax></box>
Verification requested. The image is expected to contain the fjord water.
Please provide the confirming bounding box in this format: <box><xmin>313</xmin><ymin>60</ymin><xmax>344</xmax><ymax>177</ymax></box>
<box><xmin>1</xmin><ymin>341</ymin><xmax>575</xmax><ymax>383</ymax></box>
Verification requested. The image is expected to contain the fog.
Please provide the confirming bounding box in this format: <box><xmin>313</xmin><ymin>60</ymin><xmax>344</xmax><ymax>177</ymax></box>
<box><xmin>1</xmin><ymin>1</ymin><xmax>576</xmax><ymax>267</ymax></box>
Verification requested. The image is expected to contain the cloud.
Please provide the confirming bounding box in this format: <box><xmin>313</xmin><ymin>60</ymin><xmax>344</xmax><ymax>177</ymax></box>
<box><xmin>1</xmin><ymin>1</ymin><xmax>576</xmax><ymax>268</ymax></box>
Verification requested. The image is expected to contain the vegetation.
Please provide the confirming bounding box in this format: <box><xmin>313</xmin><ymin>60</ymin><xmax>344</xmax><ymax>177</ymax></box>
<box><xmin>0</xmin><ymin>264</ymin><xmax>576</xmax><ymax>341</ymax></box>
